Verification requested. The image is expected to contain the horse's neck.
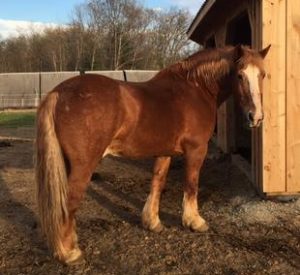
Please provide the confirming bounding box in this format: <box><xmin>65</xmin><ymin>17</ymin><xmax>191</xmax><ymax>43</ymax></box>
<box><xmin>152</xmin><ymin>54</ymin><xmax>235</xmax><ymax>107</ymax></box>
<box><xmin>190</xmin><ymin>59</ymin><xmax>235</xmax><ymax>107</ymax></box>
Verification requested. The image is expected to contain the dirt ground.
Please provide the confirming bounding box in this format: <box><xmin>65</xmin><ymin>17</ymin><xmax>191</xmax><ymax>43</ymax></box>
<box><xmin>0</xmin><ymin>127</ymin><xmax>300</xmax><ymax>275</ymax></box>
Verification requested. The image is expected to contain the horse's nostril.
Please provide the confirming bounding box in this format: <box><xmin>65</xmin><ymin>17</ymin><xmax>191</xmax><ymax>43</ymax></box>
<box><xmin>248</xmin><ymin>112</ymin><xmax>254</xmax><ymax>123</ymax></box>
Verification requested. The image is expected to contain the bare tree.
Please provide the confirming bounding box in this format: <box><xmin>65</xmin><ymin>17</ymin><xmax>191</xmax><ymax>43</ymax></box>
<box><xmin>0</xmin><ymin>0</ymin><xmax>197</xmax><ymax>73</ymax></box>
<box><xmin>69</xmin><ymin>7</ymin><xmax>86</xmax><ymax>71</ymax></box>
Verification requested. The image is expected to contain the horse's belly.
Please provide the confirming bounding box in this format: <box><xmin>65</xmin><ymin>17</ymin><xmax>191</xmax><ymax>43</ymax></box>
<box><xmin>103</xmin><ymin>144</ymin><xmax>123</xmax><ymax>157</ymax></box>
<box><xmin>103</xmin><ymin>137</ymin><xmax>183</xmax><ymax>158</ymax></box>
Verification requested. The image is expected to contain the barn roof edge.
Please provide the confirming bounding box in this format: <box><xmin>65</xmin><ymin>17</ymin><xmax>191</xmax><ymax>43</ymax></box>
<box><xmin>187</xmin><ymin>0</ymin><xmax>215</xmax><ymax>42</ymax></box>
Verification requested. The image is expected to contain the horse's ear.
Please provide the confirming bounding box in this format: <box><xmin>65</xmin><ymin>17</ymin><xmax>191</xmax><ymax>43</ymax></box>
<box><xmin>233</xmin><ymin>44</ymin><xmax>244</xmax><ymax>62</ymax></box>
<box><xmin>259</xmin><ymin>44</ymin><xmax>271</xmax><ymax>59</ymax></box>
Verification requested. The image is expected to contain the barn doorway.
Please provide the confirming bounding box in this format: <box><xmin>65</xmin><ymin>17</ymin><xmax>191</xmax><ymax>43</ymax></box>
<box><xmin>226</xmin><ymin>11</ymin><xmax>252</xmax><ymax>163</ymax></box>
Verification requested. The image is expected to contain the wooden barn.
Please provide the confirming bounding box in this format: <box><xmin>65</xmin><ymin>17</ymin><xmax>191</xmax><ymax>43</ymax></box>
<box><xmin>187</xmin><ymin>0</ymin><xmax>300</xmax><ymax>196</ymax></box>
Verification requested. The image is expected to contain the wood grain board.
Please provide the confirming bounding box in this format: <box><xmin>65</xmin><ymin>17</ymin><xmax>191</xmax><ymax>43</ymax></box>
<box><xmin>287</xmin><ymin>0</ymin><xmax>300</xmax><ymax>192</ymax></box>
<box><xmin>262</xmin><ymin>0</ymin><xmax>287</xmax><ymax>193</ymax></box>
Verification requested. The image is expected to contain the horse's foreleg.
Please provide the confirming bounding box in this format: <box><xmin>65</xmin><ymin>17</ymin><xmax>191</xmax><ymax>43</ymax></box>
<box><xmin>182</xmin><ymin>145</ymin><xmax>209</xmax><ymax>232</ymax></box>
<box><xmin>142</xmin><ymin>156</ymin><xmax>171</xmax><ymax>232</ymax></box>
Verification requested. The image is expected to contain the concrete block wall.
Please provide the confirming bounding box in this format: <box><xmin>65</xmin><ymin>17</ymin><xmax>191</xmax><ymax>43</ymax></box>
<box><xmin>0</xmin><ymin>70</ymin><xmax>158</xmax><ymax>109</ymax></box>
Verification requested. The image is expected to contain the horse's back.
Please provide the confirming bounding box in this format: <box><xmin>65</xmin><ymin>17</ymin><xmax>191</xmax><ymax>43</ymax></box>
<box><xmin>53</xmin><ymin>74</ymin><xmax>121</xmax><ymax>98</ymax></box>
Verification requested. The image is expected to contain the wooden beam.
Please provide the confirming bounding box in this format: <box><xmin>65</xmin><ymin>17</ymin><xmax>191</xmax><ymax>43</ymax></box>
<box><xmin>250</xmin><ymin>0</ymin><xmax>263</xmax><ymax>192</ymax></box>
<box><xmin>214</xmin><ymin>27</ymin><xmax>229</xmax><ymax>152</ymax></box>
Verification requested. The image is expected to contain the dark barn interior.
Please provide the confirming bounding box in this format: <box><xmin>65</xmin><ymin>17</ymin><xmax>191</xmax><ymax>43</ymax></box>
<box><xmin>225</xmin><ymin>11</ymin><xmax>252</xmax><ymax>163</ymax></box>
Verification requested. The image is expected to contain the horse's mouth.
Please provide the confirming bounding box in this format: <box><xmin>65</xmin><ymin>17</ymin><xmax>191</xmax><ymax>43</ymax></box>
<box><xmin>249</xmin><ymin>119</ymin><xmax>263</xmax><ymax>128</ymax></box>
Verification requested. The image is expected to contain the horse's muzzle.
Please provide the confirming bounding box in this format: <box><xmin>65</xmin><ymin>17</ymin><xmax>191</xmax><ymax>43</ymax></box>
<box><xmin>247</xmin><ymin>111</ymin><xmax>264</xmax><ymax>128</ymax></box>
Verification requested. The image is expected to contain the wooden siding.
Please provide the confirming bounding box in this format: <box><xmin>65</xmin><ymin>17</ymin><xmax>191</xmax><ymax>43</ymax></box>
<box><xmin>262</xmin><ymin>0</ymin><xmax>287</xmax><ymax>192</ymax></box>
<box><xmin>287</xmin><ymin>0</ymin><xmax>300</xmax><ymax>192</ymax></box>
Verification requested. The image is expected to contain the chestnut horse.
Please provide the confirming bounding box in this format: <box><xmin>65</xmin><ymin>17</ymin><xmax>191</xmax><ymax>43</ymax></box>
<box><xmin>36</xmin><ymin>45</ymin><xmax>270</xmax><ymax>264</ymax></box>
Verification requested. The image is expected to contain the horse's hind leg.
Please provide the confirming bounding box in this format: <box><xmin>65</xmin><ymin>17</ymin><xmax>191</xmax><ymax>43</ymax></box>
<box><xmin>142</xmin><ymin>156</ymin><xmax>171</xmax><ymax>232</ymax></box>
<box><xmin>182</xmin><ymin>145</ymin><xmax>209</xmax><ymax>232</ymax></box>
<box><xmin>59</xmin><ymin>160</ymin><xmax>98</xmax><ymax>264</ymax></box>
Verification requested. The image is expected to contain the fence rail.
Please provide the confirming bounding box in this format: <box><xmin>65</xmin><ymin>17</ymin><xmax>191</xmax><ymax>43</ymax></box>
<box><xmin>0</xmin><ymin>70</ymin><xmax>157</xmax><ymax>109</ymax></box>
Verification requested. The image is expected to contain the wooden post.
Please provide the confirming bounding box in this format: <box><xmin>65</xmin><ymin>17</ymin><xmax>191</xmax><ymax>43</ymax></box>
<box><xmin>215</xmin><ymin>27</ymin><xmax>230</xmax><ymax>152</ymax></box>
<box><xmin>250</xmin><ymin>0</ymin><xmax>263</xmax><ymax>192</ymax></box>
<box><xmin>39</xmin><ymin>59</ymin><xmax>42</xmax><ymax>103</ymax></box>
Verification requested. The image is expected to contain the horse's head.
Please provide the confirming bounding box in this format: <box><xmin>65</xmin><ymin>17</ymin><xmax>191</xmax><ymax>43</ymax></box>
<box><xmin>233</xmin><ymin>44</ymin><xmax>271</xmax><ymax>128</ymax></box>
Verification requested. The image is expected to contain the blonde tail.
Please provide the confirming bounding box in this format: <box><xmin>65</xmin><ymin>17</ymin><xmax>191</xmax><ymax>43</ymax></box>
<box><xmin>35</xmin><ymin>92</ymin><xmax>68</xmax><ymax>258</ymax></box>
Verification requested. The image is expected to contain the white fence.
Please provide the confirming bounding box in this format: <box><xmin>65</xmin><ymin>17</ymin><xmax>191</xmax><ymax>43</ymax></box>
<box><xmin>0</xmin><ymin>70</ymin><xmax>158</xmax><ymax>109</ymax></box>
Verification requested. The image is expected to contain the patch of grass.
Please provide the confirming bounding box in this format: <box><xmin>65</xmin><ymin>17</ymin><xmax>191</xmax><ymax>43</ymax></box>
<box><xmin>0</xmin><ymin>111</ymin><xmax>36</xmax><ymax>128</ymax></box>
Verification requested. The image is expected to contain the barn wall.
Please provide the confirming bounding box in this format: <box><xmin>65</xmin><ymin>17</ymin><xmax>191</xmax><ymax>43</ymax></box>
<box><xmin>287</xmin><ymin>0</ymin><xmax>300</xmax><ymax>192</ymax></box>
<box><xmin>262</xmin><ymin>0</ymin><xmax>287</xmax><ymax>193</ymax></box>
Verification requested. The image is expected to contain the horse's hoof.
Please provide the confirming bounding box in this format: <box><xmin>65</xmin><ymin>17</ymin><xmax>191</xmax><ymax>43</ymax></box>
<box><xmin>59</xmin><ymin>248</ymin><xmax>84</xmax><ymax>265</ymax></box>
<box><xmin>192</xmin><ymin>221</ymin><xmax>209</xmax><ymax>232</ymax></box>
<box><xmin>151</xmin><ymin>222</ymin><xmax>165</xmax><ymax>233</ymax></box>
<box><xmin>182</xmin><ymin>216</ymin><xmax>209</xmax><ymax>232</ymax></box>
<box><xmin>142</xmin><ymin>218</ymin><xmax>164</xmax><ymax>233</ymax></box>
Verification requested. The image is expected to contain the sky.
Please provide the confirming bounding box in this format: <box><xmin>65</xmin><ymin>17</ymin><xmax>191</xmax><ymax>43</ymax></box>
<box><xmin>0</xmin><ymin>0</ymin><xmax>204</xmax><ymax>39</ymax></box>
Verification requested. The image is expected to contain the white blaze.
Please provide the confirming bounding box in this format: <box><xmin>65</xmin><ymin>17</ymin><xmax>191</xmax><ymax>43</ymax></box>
<box><xmin>243</xmin><ymin>64</ymin><xmax>263</xmax><ymax>123</ymax></box>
